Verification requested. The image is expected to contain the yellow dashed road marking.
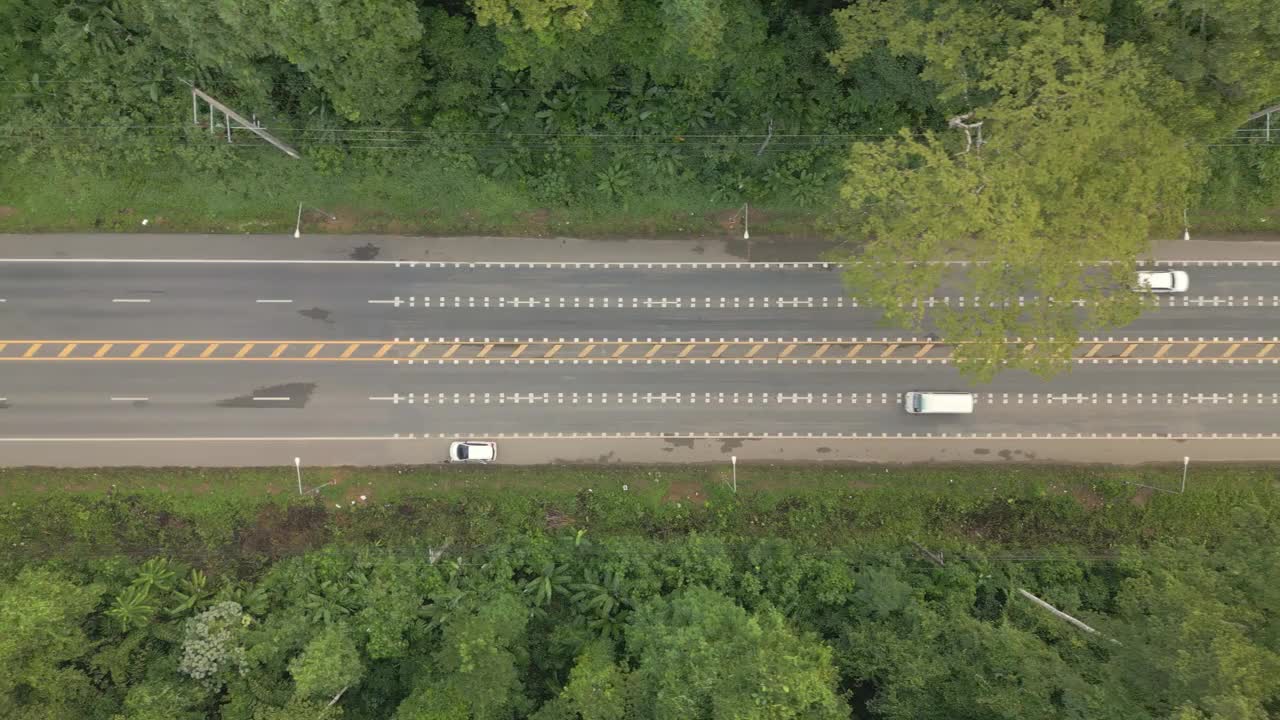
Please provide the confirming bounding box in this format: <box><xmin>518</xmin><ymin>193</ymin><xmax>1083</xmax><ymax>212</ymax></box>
<box><xmin>0</xmin><ymin>338</ymin><xmax>1275</xmax><ymax>364</ymax></box>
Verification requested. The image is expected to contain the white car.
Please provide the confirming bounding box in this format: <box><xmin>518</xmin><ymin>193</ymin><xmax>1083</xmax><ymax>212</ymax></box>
<box><xmin>1136</xmin><ymin>270</ymin><xmax>1189</xmax><ymax>293</ymax></box>
<box><xmin>449</xmin><ymin>441</ymin><xmax>496</xmax><ymax>463</ymax></box>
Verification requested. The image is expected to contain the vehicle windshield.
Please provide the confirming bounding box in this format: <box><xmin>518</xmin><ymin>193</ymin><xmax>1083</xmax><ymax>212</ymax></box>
<box><xmin>457</xmin><ymin>445</ymin><xmax>469</xmax><ymax>459</ymax></box>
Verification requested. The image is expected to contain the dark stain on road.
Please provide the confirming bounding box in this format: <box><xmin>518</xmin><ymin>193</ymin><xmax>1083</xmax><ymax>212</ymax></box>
<box><xmin>816</xmin><ymin>446</ymin><xmax>831</xmax><ymax>454</ymax></box>
<box><xmin>0</xmin><ymin>399</ymin><xmax>9</xmax><ymax>410</ymax></box>
<box><xmin>217</xmin><ymin>382</ymin><xmax>316</xmax><ymax>409</ymax></box>
<box><xmin>664</xmin><ymin>437</ymin><xmax>696</xmax><ymax>449</ymax></box>
<box><xmin>973</xmin><ymin>448</ymin><xmax>991</xmax><ymax>455</ymax></box>
<box><xmin>350</xmin><ymin>243</ymin><xmax>380</xmax><ymax>261</ymax></box>
<box><xmin>998</xmin><ymin>449</ymin><xmax>1014</xmax><ymax>460</ymax></box>
<box><xmin>298</xmin><ymin>307</ymin><xmax>335</xmax><ymax>324</ymax></box>
<box><xmin>724</xmin><ymin>237</ymin><xmax>838</xmax><ymax>262</ymax></box>
<box><xmin>718</xmin><ymin>438</ymin><xmax>745</xmax><ymax>452</ymax></box>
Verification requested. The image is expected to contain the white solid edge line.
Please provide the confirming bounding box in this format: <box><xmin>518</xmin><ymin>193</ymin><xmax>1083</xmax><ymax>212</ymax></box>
<box><xmin>255</xmin><ymin>299</ymin><xmax>293</xmax><ymax>303</ymax></box>
<box><xmin>252</xmin><ymin>396</ymin><xmax>291</xmax><ymax>401</ymax></box>
<box><xmin>109</xmin><ymin>397</ymin><xmax>149</xmax><ymax>402</ymax></box>
<box><xmin>0</xmin><ymin>258</ymin><xmax>834</xmax><ymax>267</ymax></box>
<box><xmin>1</xmin><ymin>257</ymin><xmax>1276</xmax><ymax>266</ymax></box>
<box><xmin>0</xmin><ymin>436</ymin><xmax>409</xmax><ymax>442</ymax></box>
<box><xmin>111</xmin><ymin>298</ymin><xmax>151</xmax><ymax>303</ymax></box>
<box><xmin>0</xmin><ymin>435</ymin><xmax>1275</xmax><ymax>443</ymax></box>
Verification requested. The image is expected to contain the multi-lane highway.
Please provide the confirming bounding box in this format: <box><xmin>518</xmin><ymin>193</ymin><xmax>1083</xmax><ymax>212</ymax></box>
<box><xmin>2</xmin><ymin>235</ymin><xmax>1280</xmax><ymax>465</ymax></box>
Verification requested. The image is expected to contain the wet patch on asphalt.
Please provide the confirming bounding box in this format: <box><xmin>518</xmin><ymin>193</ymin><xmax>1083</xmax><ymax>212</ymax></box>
<box><xmin>718</xmin><ymin>438</ymin><xmax>745</xmax><ymax>453</ymax></box>
<box><xmin>350</xmin><ymin>243</ymin><xmax>380</xmax><ymax>261</ymax></box>
<box><xmin>217</xmin><ymin>382</ymin><xmax>316</xmax><ymax>409</ymax></box>
<box><xmin>298</xmin><ymin>307</ymin><xmax>335</xmax><ymax>323</ymax></box>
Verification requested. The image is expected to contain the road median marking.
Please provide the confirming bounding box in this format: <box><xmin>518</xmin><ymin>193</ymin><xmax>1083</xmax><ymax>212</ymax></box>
<box><xmin>2</xmin><ymin>338</ymin><xmax>1279</xmax><ymax>364</ymax></box>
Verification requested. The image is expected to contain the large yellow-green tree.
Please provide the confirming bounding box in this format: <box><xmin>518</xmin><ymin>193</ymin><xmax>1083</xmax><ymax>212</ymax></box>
<box><xmin>829</xmin><ymin>7</ymin><xmax>1194</xmax><ymax>380</ymax></box>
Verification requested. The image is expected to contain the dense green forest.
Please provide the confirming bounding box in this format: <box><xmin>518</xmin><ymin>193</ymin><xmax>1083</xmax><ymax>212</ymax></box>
<box><xmin>3</xmin><ymin>0</ymin><xmax>1280</xmax><ymax>375</ymax></box>
<box><xmin>2</xmin><ymin>464</ymin><xmax>1279</xmax><ymax>719</ymax></box>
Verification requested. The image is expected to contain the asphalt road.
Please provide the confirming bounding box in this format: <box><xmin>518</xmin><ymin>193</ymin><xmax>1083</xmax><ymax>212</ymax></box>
<box><xmin>1</xmin><ymin>362</ymin><xmax>1276</xmax><ymax>438</ymax></box>
<box><xmin>3</xmin><ymin>245</ymin><xmax>1280</xmax><ymax>464</ymax></box>
<box><xmin>3</xmin><ymin>261</ymin><xmax>1279</xmax><ymax>340</ymax></box>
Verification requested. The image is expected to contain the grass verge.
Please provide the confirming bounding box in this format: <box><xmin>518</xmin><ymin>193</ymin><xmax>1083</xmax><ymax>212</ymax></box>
<box><xmin>0</xmin><ymin>155</ymin><xmax>822</xmax><ymax>239</ymax></box>
<box><xmin>2</xmin><ymin>463</ymin><xmax>1275</xmax><ymax>574</ymax></box>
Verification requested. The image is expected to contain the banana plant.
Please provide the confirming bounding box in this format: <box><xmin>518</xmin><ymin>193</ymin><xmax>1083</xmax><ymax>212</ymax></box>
<box><xmin>106</xmin><ymin>584</ymin><xmax>157</xmax><ymax>632</ymax></box>
<box><xmin>523</xmin><ymin>562</ymin><xmax>573</xmax><ymax>607</ymax></box>
<box><xmin>168</xmin><ymin>569</ymin><xmax>211</xmax><ymax>617</ymax></box>
<box><xmin>570</xmin><ymin>567</ymin><xmax>635</xmax><ymax>637</ymax></box>
<box><xmin>134</xmin><ymin>557</ymin><xmax>177</xmax><ymax>594</ymax></box>
<box><xmin>595</xmin><ymin>162</ymin><xmax>634</xmax><ymax>200</ymax></box>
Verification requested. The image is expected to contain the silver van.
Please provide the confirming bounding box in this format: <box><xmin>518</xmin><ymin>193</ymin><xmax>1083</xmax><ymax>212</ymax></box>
<box><xmin>903</xmin><ymin>391</ymin><xmax>974</xmax><ymax>415</ymax></box>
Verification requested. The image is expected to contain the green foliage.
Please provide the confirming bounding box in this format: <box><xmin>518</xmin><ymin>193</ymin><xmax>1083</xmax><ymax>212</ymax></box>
<box><xmin>626</xmin><ymin>587</ymin><xmax>849</xmax><ymax>718</ymax></box>
<box><xmin>0</xmin><ymin>568</ymin><xmax>104</xmax><ymax>718</ymax></box>
<box><xmin>179</xmin><ymin>601</ymin><xmax>250</xmax><ymax>689</ymax></box>
<box><xmin>289</xmin><ymin>624</ymin><xmax>364</xmax><ymax>701</ymax></box>
<box><xmin>236</xmin><ymin>0</ymin><xmax>425</xmax><ymax>123</ymax></box>
<box><xmin>1128</xmin><ymin>0</ymin><xmax>1280</xmax><ymax>136</ymax></box>
<box><xmin>2</xmin><ymin>466</ymin><xmax>1280</xmax><ymax>719</ymax></box>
